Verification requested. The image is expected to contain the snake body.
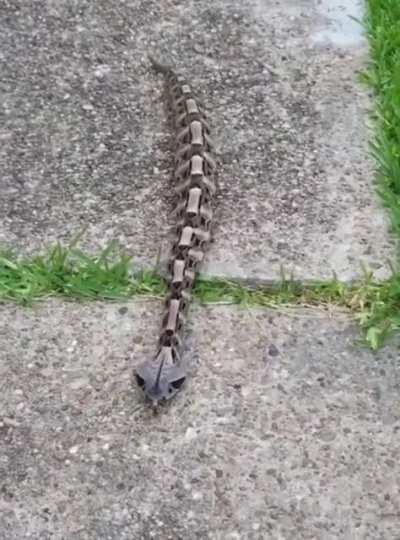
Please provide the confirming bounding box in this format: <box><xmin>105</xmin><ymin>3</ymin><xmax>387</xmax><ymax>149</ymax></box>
<box><xmin>134</xmin><ymin>57</ymin><xmax>217</xmax><ymax>406</ymax></box>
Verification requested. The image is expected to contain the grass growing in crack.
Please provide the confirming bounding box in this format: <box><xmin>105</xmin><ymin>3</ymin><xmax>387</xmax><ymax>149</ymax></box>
<box><xmin>0</xmin><ymin>241</ymin><xmax>398</xmax><ymax>349</ymax></box>
<box><xmin>0</xmin><ymin>242</ymin><xmax>166</xmax><ymax>304</ymax></box>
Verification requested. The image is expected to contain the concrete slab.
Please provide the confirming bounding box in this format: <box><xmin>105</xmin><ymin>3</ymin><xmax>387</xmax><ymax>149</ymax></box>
<box><xmin>0</xmin><ymin>300</ymin><xmax>399</xmax><ymax>538</ymax></box>
<box><xmin>0</xmin><ymin>0</ymin><xmax>395</xmax><ymax>282</ymax></box>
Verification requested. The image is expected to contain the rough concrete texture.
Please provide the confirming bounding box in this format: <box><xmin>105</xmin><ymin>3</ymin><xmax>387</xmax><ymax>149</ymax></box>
<box><xmin>0</xmin><ymin>0</ymin><xmax>395</xmax><ymax>281</ymax></box>
<box><xmin>0</xmin><ymin>300</ymin><xmax>399</xmax><ymax>539</ymax></box>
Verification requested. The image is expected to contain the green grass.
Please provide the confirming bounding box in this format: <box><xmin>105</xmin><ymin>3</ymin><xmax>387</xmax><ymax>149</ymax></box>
<box><xmin>363</xmin><ymin>0</ymin><xmax>400</xmax><ymax>237</ymax></box>
<box><xmin>0</xmin><ymin>242</ymin><xmax>166</xmax><ymax>304</ymax></box>
<box><xmin>358</xmin><ymin>0</ymin><xmax>400</xmax><ymax>346</ymax></box>
<box><xmin>0</xmin><ymin>241</ymin><xmax>399</xmax><ymax>350</ymax></box>
<box><xmin>0</xmin><ymin>1</ymin><xmax>399</xmax><ymax>351</ymax></box>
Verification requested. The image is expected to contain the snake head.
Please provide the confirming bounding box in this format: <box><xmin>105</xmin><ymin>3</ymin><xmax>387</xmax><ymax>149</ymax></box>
<box><xmin>134</xmin><ymin>346</ymin><xmax>186</xmax><ymax>404</ymax></box>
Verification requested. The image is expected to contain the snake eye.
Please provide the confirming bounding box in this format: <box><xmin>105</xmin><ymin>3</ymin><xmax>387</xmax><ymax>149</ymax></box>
<box><xmin>135</xmin><ymin>374</ymin><xmax>145</xmax><ymax>389</ymax></box>
<box><xmin>170</xmin><ymin>376</ymin><xmax>186</xmax><ymax>390</ymax></box>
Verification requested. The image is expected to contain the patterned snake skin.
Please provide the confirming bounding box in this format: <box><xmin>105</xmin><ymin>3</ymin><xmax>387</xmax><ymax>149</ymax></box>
<box><xmin>134</xmin><ymin>57</ymin><xmax>217</xmax><ymax>407</ymax></box>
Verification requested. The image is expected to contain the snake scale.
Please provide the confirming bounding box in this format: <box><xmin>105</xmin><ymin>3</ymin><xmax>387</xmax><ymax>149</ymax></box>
<box><xmin>134</xmin><ymin>57</ymin><xmax>217</xmax><ymax>407</ymax></box>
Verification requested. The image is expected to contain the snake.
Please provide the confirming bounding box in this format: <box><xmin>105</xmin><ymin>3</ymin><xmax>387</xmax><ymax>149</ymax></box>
<box><xmin>134</xmin><ymin>57</ymin><xmax>217</xmax><ymax>407</ymax></box>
